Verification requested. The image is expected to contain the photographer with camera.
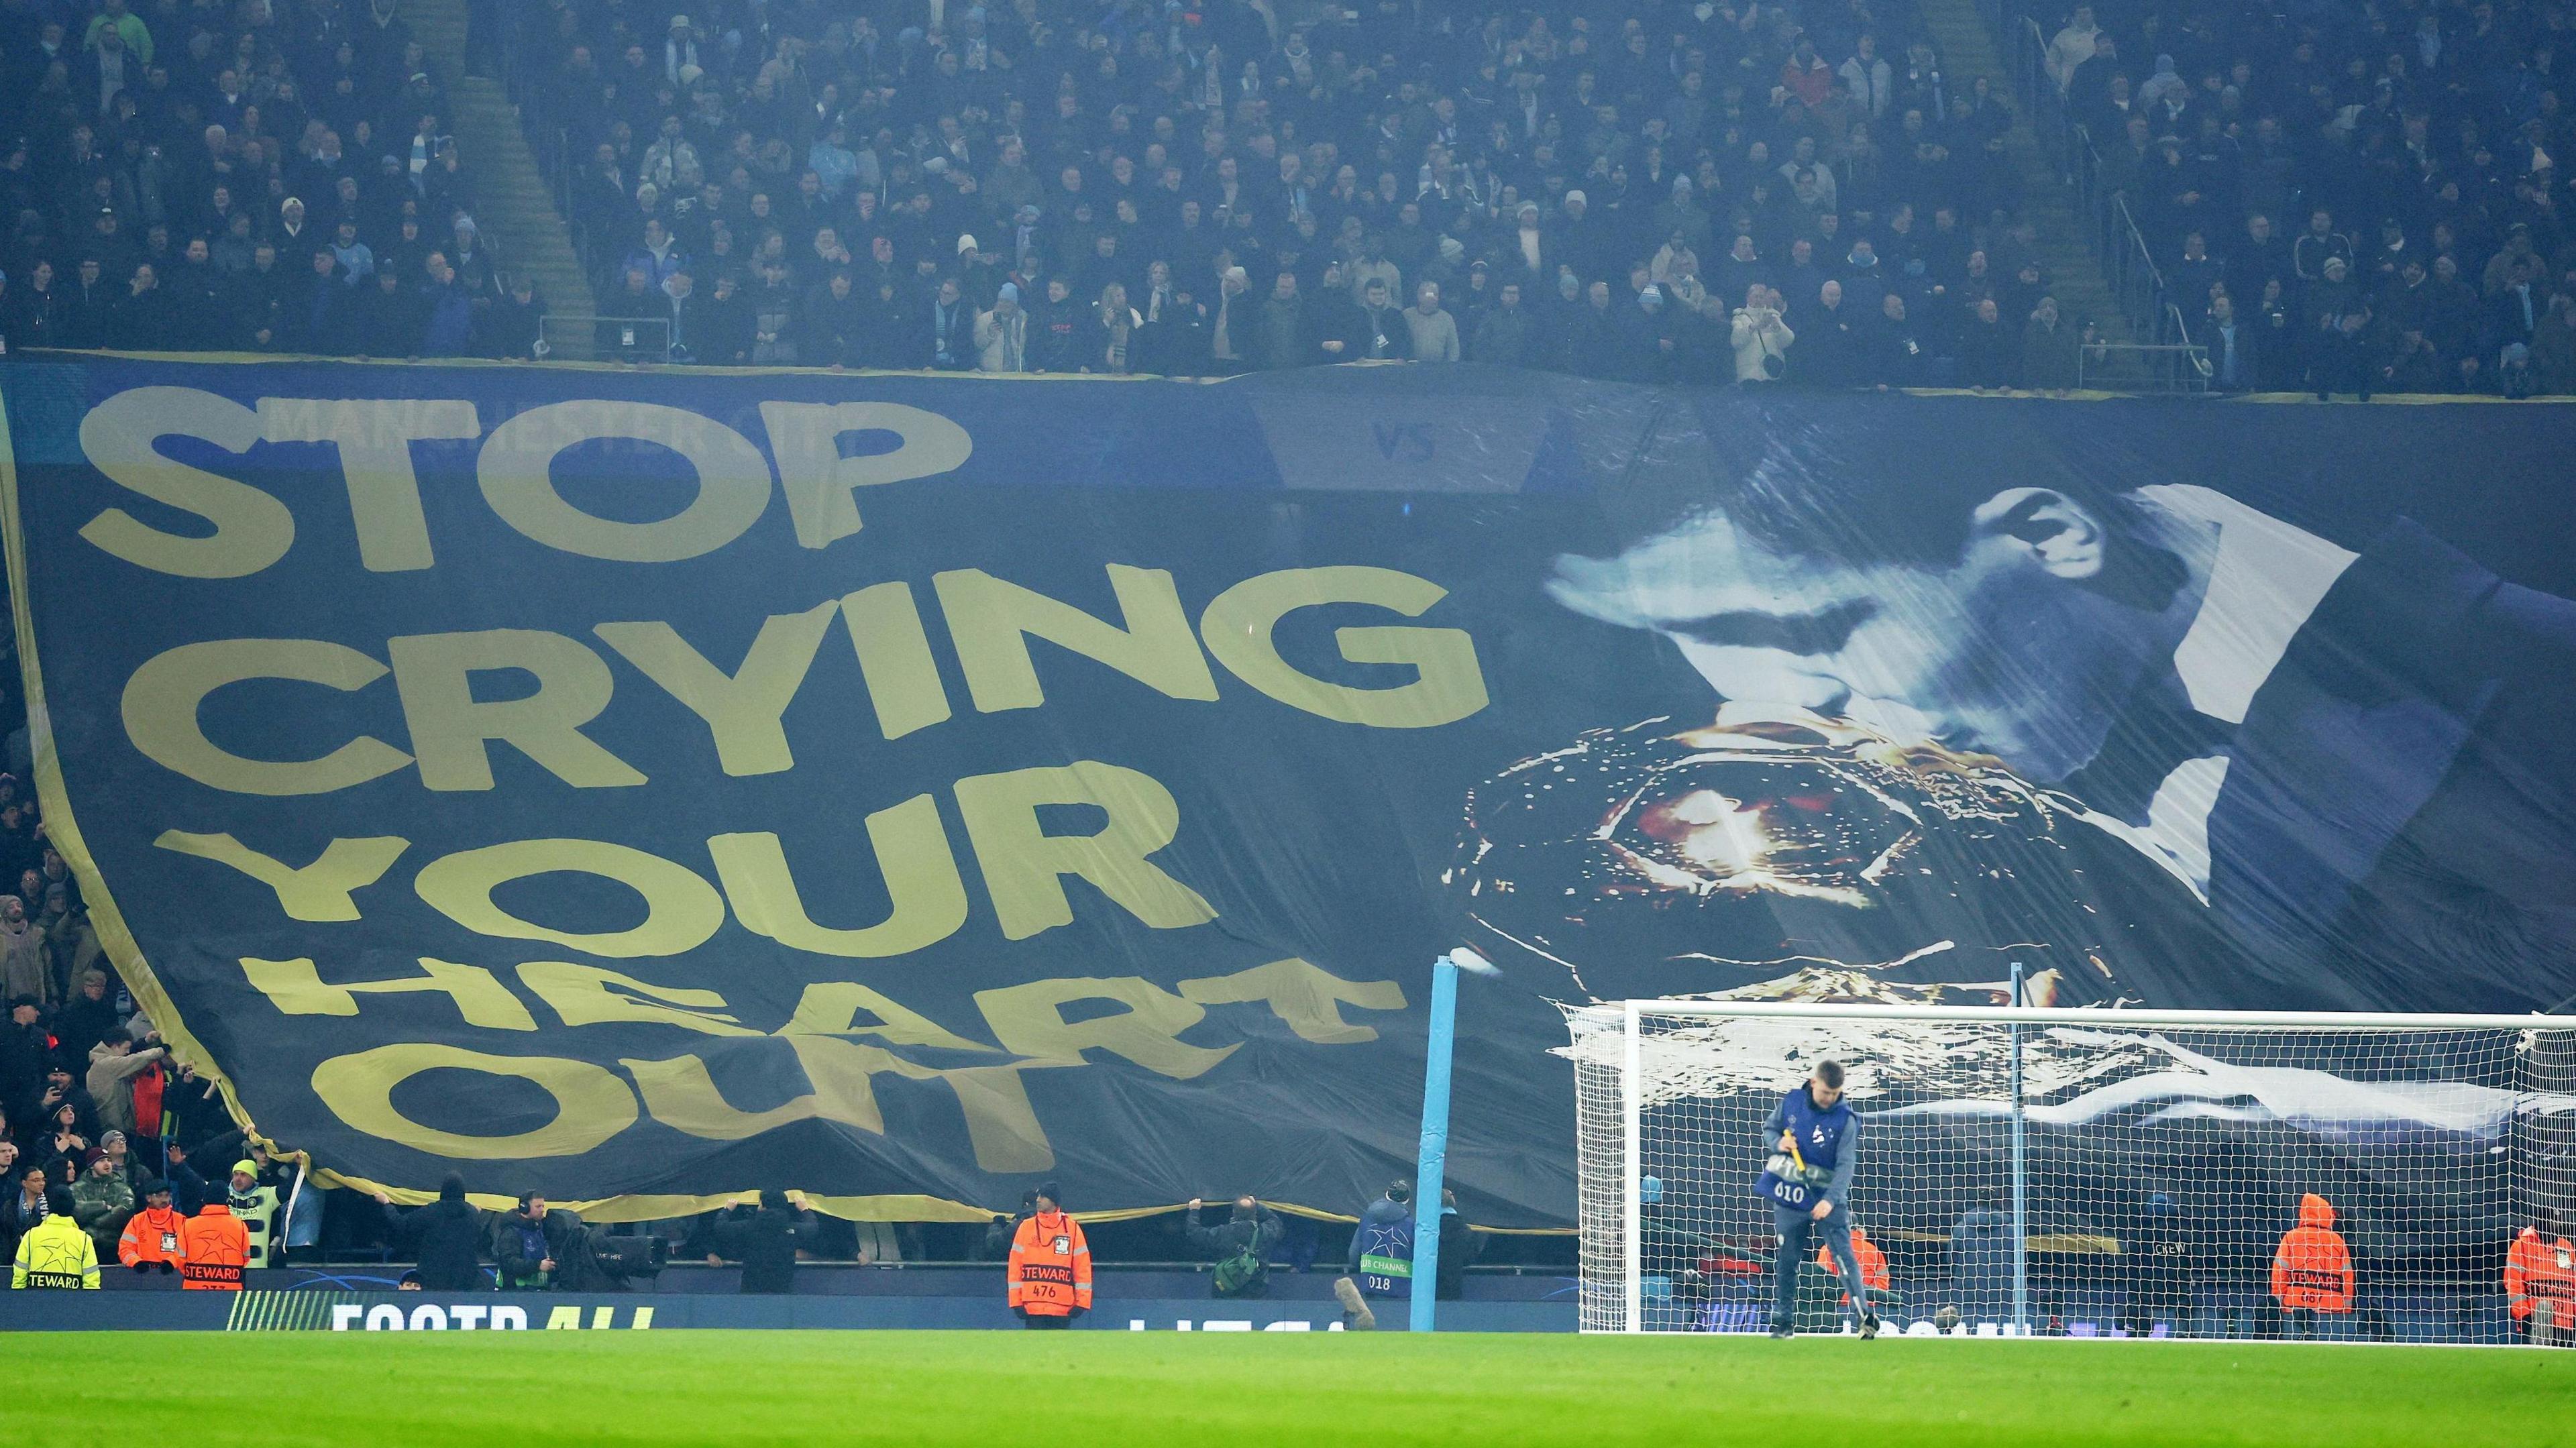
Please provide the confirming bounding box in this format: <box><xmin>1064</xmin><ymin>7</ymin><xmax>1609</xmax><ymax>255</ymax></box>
<box><xmin>1183</xmin><ymin>1194</ymin><xmax>1285</xmax><ymax>1300</ymax></box>
<box><xmin>493</xmin><ymin>1191</ymin><xmax>657</xmax><ymax>1292</ymax></box>
<box><xmin>1730</xmin><ymin>284</ymin><xmax>1796</xmax><ymax>385</ymax></box>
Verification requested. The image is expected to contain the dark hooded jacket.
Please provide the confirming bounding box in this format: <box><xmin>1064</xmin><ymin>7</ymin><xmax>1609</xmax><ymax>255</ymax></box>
<box><xmin>715</xmin><ymin>1190</ymin><xmax>804</xmax><ymax>1294</ymax></box>
<box><xmin>389</xmin><ymin>1175</ymin><xmax>486</xmax><ymax>1290</ymax></box>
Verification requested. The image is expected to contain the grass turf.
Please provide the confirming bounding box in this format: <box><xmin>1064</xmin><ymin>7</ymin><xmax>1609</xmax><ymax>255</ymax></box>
<box><xmin>3</xmin><ymin>1331</ymin><xmax>2571</xmax><ymax>1447</ymax></box>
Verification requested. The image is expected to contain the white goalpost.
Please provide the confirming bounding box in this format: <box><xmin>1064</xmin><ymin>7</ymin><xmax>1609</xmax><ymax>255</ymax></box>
<box><xmin>1567</xmin><ymin>1000</ymin><xmax>2576</xmax><ymax>1343</ymax></box>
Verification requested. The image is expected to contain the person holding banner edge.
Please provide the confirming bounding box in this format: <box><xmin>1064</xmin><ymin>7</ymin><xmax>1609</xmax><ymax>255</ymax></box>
<box><xmin>1759</xmin><ymin>1061</ymin><xmax>1878</xmax><ymax>1340</ymax></box>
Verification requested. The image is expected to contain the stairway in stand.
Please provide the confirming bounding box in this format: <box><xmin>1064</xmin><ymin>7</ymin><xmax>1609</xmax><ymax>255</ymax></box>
<box><xmin>407</xmin><ymin>0</ymin><xmax>597</xmax><ymax>359</ymax></box>
<box><xmin>1918</xmin><ymin>0</ymin><xmax>2144</xmax><ymax>384</ymax></box>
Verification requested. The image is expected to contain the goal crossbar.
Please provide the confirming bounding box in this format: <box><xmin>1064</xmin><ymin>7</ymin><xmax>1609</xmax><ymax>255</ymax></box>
<box><xmin>1576</xmin><ymin>1001</ymin><xmax>2575</xmax><ymax>1031</ymax></box>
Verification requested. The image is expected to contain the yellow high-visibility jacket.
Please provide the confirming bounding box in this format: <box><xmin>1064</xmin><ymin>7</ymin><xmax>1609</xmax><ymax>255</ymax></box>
<box><xmin>13</xmin><ymin>1213</ymin><xmax>101</xmax><ymax>1289</ymax></box>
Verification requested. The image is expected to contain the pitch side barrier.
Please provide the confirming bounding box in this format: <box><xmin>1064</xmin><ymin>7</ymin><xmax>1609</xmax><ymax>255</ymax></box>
<box><xmin>0</xmin><ymin>1290</ymin><xmax>1573</xmax><ymax>1333</ymax></box>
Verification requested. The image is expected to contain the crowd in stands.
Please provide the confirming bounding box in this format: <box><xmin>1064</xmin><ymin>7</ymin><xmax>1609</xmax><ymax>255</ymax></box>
<box><xmin>2046</xmin><ymin>0</ymin><xmax>2576</xmax><ymax>395</ymax></box>
<box><xmin>0</xmin><ymin>0</ymin><xmax>543</xmax><ymax>358</ymax></box>
<box><xmin>0</xmin><ymin>769</ymin><xmax>305</xmax><ymax>1287</ymax></box>
<box><xmin>0</xmin><ymin>0</ymin><xmax>2571</xmax><ymax>392</ymax></box>
<box><xmin>529</xmin><ymin>0</ymin><xmax>2112</xmax><ymax>386</ymax></box>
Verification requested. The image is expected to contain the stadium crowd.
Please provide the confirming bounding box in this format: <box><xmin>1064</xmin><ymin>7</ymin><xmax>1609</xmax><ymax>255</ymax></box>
<box><xmin>0</xmin><ymin>0</ymin><xmax>2569</xmax><ymax>393</ymax></box>
<box><xmin>0</xmin><ymin>768</ymin><xmax>303</xmax><ymax>1288</ymax></box>
<box><xmin>536</xmin><ymin>0</ymin><xmax>2100</xmax><ymax>386</ymax></box>
<box><xmin>0</xmin><ymin>0</ymin><xmax>537</xmax><ymax>358</ymax></box>
<box><xmin>2045</xmin><ymin>0</ymin><xmax>2576</xmax><ymax>395</ymax></box>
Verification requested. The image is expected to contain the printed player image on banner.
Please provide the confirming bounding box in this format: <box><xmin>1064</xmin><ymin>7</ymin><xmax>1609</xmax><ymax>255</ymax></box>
<box><xmin>4</xmin><ymin>359</ymin><xmax>2573</xmax><ymax>1230</ymax></box>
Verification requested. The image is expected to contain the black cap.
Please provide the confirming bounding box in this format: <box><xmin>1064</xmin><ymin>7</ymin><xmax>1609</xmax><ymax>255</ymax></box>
<box><xmin>44</xmin><ymin>1186</ymin><xmax>73</xmax><ymax>1215</ymax></box>
<box><xmin>1036</xmin><ymin>1180</ymin><xmax>1063</xmax><ymax>1207</ymax></box>
<box><xmin>1388</xmin><ymin>1177</ymin><xmax>1414</xmax><ymax>1203</ymax></box>
<box><xmin>141</xmin><ymin>1178</ymin><xmax>169</xmax><ymax>1197</ymax></box>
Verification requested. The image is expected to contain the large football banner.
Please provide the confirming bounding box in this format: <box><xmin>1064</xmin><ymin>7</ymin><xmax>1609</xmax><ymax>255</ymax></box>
<box><xmin>7</xmin><ymin>358</ymin><xmax>2573</xmax><ymax>1227</ymax></box>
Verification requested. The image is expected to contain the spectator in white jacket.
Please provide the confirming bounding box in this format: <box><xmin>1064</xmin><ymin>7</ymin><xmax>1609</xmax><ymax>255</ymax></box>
<box><xmin>1403</xmin><ymin>282</ymin><xmax>1461</xmax><ymax>362</ymax></box>
<box><xmin>1839</xmin><ymin>34</ymin><xmax>1894</xmax><ymax>119</ymax></box>
<box><xmin>2045</xmin><ymin>5</ymin><xmax>2100</xmax><ymax>92</ymax></box>
<box><xmin>976</xmin><ymin>283</ymin><xmax>1030</xmax><ymax>372</ymax></box>
<box><xmin>1730</xmin><ymin>285</ymin><xmax>1795</xmax><ymax>384</ymax></box>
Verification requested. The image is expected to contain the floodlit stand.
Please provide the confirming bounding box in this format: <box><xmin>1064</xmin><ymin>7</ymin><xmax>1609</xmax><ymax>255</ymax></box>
<box><xmin>1571</xmin><ymin>1001</ymin><xmax>2576</xmax><ymax>1341</ymax></box>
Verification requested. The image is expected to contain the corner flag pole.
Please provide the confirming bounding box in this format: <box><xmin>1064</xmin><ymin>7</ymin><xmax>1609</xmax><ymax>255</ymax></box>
<box><xmin>1409</xmin><ymin>949</ymin><xmax>1472</xmax><ymax>1332</ymax></box>
<box><xmin>2009</xmin><ymin>960</ymin><xmax>2031</xmax><ymax>1337</ymax></box>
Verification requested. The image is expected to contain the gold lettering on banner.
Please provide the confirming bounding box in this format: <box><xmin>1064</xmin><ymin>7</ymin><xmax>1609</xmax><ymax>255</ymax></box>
<box><xmin>623</xmin><ymin>1040</ymin><xmax>1055</xmax><ymax>1173</ymax></box>
<box><xmin>594</xmin><ymin>603</ymin><xmax>837</xmax><ymax>776</ymax></box>
<box><xmin>154</xmin><ymin>833</ymin><xmax>408</xmax><ymax>920</ymax></box>
<box><xmin>255</xmin><ymin>398</ymin><xmax>481</xmax><ymax>572</ymax></box>
<box><xmin>239</xmin><ymin>956</ymin><xmax>538</xmax><ymax>1030</ymax></box>
<box><xmin>786</xmin><ymin>1037</ymin><xmax>1055</xmax><ymax>1172</ymax></box>
<box><xmin>777</xmin><ymin>981</ymin><xmax>993</xmax><ymax>1052</ymax></box>
<box><xmin>387</xmin><ymin>630</ymin><xmax>645</xmax><ymax>791</ymax></box>
<box><xmin>708</xmin><ymin>799</ymin><xmax>968</xmax><ymax>958</ymax></box>
<box><xmin>952</xmin><ymin>761</ymin><xmax>1216</xmax><ymax>940</ymax></box>
<box><xmin>838</xmin><ymin>583</ymin><xmax>953</xmax><ymax>739</ymax></box>
<box><xmin>121</xmin><ymin>639</ymin><xmax>413</xmax><ymax>795</ymax></box>
<box><xmin>1177</xmin><ymin>957</ymin><xmax>1409</xmax><ymax>1044</ymax></box>
<box><xmin>760</xmin><ymin>401</ymin><xmax>973</xmax><ymax>547</ymax></box>
<box><xmin>622</xmin><ymin>1046</ymin><xmax>881</xmax><ymax>1139</ymax></box>
<box><xmin>77</xmin><ymin>386</ymin><xmax>290</xmax><ymax>577</ymax></box>
<box><xmin>476</xmin><ymin>400</ymin><xmax>771</xmax><ymax>562</ymax></box>
<box><xmin>518</xmin><ymin>961</ymin><xmax>759</xmax><ymax>1036</ymax></box>
<box><xmin>934</xmin><ymin>565</ymin><xmax>1218</xmax><ymax>712</ymax></box>
<box><xmin>973</xmin><ymin>975</ymin><xmax>1236</xmax><ymax>1079</ymax></box>
<box><xmin>413</xmin><ymin>838</ymin><xmax>724</xmax><ymax>957</ymax></box>
<box><xmin>1199</xmin><ymin>566</ymin><xmax>1489</xmax><ymax>728</ymax></box>
<box><xmin>310</xmin><ymin>1044</ymin><xmax>635</xmax><ymax>1158</ymax></box>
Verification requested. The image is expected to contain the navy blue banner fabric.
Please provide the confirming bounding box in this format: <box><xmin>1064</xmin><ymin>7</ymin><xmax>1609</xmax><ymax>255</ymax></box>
<box><xmin>7</xmin><ymin>359</ymin><xmax>2574</xmax><ymax>1227</ymax></box>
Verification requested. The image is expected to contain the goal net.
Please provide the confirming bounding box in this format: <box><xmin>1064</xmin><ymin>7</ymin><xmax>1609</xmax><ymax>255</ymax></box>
<box><xmin>1567</xmin><ymin>1001</ymin><xmax>2576</xmax><ymax>1342</ymax></box>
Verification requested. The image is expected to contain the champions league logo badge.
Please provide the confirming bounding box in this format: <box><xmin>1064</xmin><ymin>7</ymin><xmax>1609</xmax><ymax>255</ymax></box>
<box><xmin>1446</xmin><ymin>709</ymin><xmax>2206</xmax><ymax>1007</ymax></box>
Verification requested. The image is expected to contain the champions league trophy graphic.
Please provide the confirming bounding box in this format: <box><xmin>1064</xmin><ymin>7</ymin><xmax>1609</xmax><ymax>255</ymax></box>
<box><xmin>1447</xmin><ymin>707</ymin><xmax>2226</xmax><ymax>1010</ymax></box>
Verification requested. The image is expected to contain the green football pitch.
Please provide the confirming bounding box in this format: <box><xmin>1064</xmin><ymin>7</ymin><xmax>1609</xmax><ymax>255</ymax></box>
<box><xmin>4</xmin><ymin>1331</ymin><xmax>2572</xmax><ymax>1447</ymax></box>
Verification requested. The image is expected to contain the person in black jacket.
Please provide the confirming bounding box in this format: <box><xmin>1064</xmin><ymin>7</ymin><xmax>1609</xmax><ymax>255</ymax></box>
<box><xmin>1433</xmin><ymin>1188</ymin><xmax>1483</xmax><ymax>1301</ymax></box>
<box><xmin>705</xmin><ymin>1188</ymin><xmax>806</xmax><ymax>1294</ymax></box>
<box><xmin>374</xmin><ymin>1174</ymin><xmax>487</xmax><ymax>1291</ymax></box>
<box><xmin>1183</xmin><ymin>1194</ymin><xmax>1285</xmax><ymax>1298</ymax></box>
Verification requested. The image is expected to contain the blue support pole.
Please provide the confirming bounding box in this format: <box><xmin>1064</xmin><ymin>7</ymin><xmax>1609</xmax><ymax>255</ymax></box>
<box><xmin>1409</xmin><ymin>954</ymin><xmax>1462</xmax><ymax>1333</ymax></box>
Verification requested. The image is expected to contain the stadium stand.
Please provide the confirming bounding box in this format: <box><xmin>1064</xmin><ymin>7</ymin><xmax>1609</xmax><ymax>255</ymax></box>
<box><xmin>0</xmin><ymin>0</ymin><xmax>2564</xmax><ymax>394</ymax></box>
<box><xmin>0</xmin><ymin>0</ymin><xmax>2568</xmax><ymax>393</ymax></box>
<box><xmin>2001</xmin><ymin>0</ymin><xmax>2576</xmax><ymax>395</ymax></box>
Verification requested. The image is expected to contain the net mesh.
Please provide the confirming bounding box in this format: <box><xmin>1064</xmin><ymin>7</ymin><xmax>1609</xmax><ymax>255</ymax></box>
<box><xmin>1568</xmin><ymin>1005</ymin><xmax>2576</xmax><ymax>1341</ymax></box>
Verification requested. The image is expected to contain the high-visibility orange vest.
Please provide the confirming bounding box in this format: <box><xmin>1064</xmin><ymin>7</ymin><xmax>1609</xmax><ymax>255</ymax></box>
<box><xmin>1007</xmin><ymin>1211</ymin><xmax>1093</xmax><ymax>1317</ymax></box>
<box><xmin>2506</xmin><ymin>1229</ymin><xmax>2576</xmax><ymax>1331</ymax></box>
<box><xmin>2269</xmin><ymin>1194</ymin><xmax>2354</xmax><ymax>1313</ymax></box>
<box><xmin>177</xmin><ymin>1205</ymin><xmax>250</xmax><ymax>1291</ymax></box>
<box><xmin>117</xmin><ymin>1205</ymin><xmax>189</xmax><ymax>1270</ymax></box>
<box><xmin>1818</xmin><ymin>1227</ymin><xmax>1891</xmax><ymax>1304</ymax></box>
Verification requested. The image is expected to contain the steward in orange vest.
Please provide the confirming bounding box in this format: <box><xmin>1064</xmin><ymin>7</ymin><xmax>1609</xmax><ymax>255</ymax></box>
<box><xmin>2269</xmin><ymin>1193</ymin><xmax>2354</xmax><ymax>1323</ymax></box>
<box><xmin>117</xmin><ymin>1180</ymin><xmax>188</xmax><ymax>1274</ymax></box>
<box><xmin>1006</xmin><ymin>1182</ymin><xmax>1091</xmax><ymax>1327</ymax></box>
<box><xmin>177</xmin><ymin>1203</ymin><xmax>250</xmax><ymax>1291</ymax></box>
<box><xmin>2506</xmin><ymin>1227</ymin><xmax>2576</xmax><ymax>1345</ymax></box>
<box><xmin>1818</xmin><ymin>1224</ymin><xmax>1891</xmax><ymax>1306</ymax></box>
